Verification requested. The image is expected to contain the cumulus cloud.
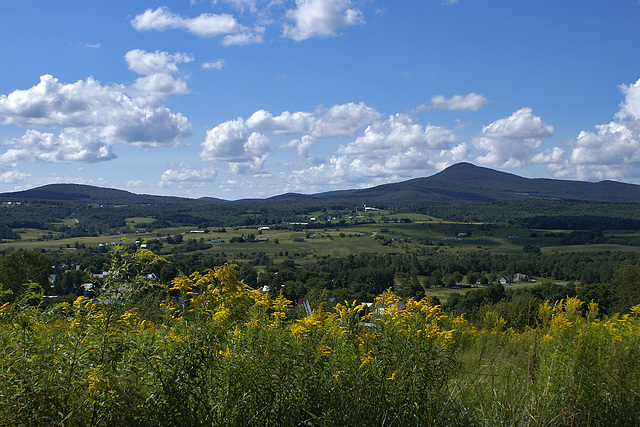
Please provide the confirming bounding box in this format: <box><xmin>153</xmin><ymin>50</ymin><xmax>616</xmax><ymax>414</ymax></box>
<box><xmin>0</xmin><ymin>129</ymin><xmax>116</xmax><ymax>164</ymax></box>
<box><xmin>159</xmin><ymin>164</ymin><xmax>218</xmax><ymax>188</ymax></box>
<box><xmin>0</xmin><ymin>67</ymin><xmax>191</xmax><ymax>164</ymax></box>
<box><xmin>200</xmin><ymin>118</ymin><xmax>270</xmax><ymax>173</ymax></box>
<box><xmin>246</xmin><ymin>102</ymin><xmax>381</xmax><ymax>137</ymax></box>
<box><xmin>131</xmin><ymin>6</ymin><xmax>263</xmax><ymax>45</ymax></box>
<box><xmin>0</xmin><ymin>168</ymin><xmax>30</xmax><ymax>184</ymax></box>
<box><xmin>125</xmin><ymin>49</ymin><xmax>193</xmax><ymax>75</ymax></box>
<box><xmin>283</xmin><ymin>0</ymin><xmax>364</xmax><ymax>41</ymax></box>
<box><xmin>132</xmin><ymin>6</ymin><xmax>240</xmax><ymax>36</ymax></box>
<box><xmin>544</xmin><ymin>77</ymin><xmax>640</xmax><ymax>181</ymax></box>
<box><xmin>481</xmin><ymin>107</ymin><xmax>554</xmax><ymax>139</ymax></box>
<box><xmin>125</xmin><ymin>50</ymin><xmax>192</xmax><ymax>100</ymax></box>
<box><xmin>337</xmin><ymin>114</ymin><xmax>461</xmax><ymax>157</ymax></box>
<box><xmin>531</xmin><ymin>146</ymin><xmax>564</xmax><ymax>164</ymax></box>
<box><xmin>473</xmin><ymin>108</ymin><xmax>554</xmax><ymax>168</ymax></box>
<box><xmin>280</xmin><ymin>135</ymin><xmax>316</xmax><ymax>159</ymax></box>
<box><xmin>289</xmin><ymin>114</ymin><xmax>467</xmax><ymax>189</ymax></box>
<box><xmin>617</xmin><ymin>78</ymin><xmax>640</xmax><ymax>121</ymax></box>
<box><xmin>428</xmin><ymin>93</ymin><xmax>488</xmax><ymax>111</ymax></box>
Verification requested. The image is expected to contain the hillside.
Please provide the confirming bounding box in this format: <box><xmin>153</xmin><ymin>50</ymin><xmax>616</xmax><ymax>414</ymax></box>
<box><xmin>2</xmin><ymin>163</ymin><xmax>639</xmax><ymax>207</ymax></box>
<box><xmin>0</xmin><ymin>183</ymin><xmax>194</xmax><ymax>204</ymax></box>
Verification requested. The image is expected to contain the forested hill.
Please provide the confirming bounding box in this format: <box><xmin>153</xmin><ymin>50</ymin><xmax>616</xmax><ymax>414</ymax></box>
<box><xmin>0</xmin><ymin>183</ymin><xmax>198</xmax><ymax>204</ymax></box>
<box><xmin>2</xmin><ymin>163</ymin><xmax>640</xmax><ymax>207</ymax></box>
<box><xmin>264</xmin><ymin>162</ymin><xmax>640</xmax><ymax>206</ymax></box>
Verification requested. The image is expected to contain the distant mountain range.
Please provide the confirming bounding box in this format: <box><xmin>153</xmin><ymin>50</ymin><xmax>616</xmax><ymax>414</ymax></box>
<box><xmin>2</xmin><ymin>163</ymin><xmax>639</xmax><ymax>206</ymax></box>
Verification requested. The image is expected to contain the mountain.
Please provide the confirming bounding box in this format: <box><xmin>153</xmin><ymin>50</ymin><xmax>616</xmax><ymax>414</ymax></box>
<box><xmin>263</xmin><ymin>163</ymin><xmax>640</xmax><ymax>206</ymax></box>
<box><xmin>2</xmin><ymin>163</ymin><xmax>640</xmax><ymax>207</ymax></box>
<box><xmin>0</xmin><ymin>183</ymin><xmax>193</xmax><ymax>204</ymax></box>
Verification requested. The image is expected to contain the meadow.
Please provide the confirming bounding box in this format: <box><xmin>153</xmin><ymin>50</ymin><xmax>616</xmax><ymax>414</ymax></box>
<box><xmin>1</xmin><ymin>246</ymin><xmax>639</xmax><ymax>426</ymax></box>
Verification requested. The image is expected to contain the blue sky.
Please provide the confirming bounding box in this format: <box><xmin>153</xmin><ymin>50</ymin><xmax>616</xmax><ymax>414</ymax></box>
<box><xmin>1</xmin><ymin>0</ymin><xmax>640</xmax><ymax>200</ymax></box>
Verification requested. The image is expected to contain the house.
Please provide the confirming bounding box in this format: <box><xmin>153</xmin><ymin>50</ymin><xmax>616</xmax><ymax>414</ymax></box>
<box><xmin>258</xmin><ymin>226</ymin><xmax>270</xmax><ymax>231</ymax></box>
<box><xmin>458</xmin><ymin>233</ymin><xmax>467</xmax><ymax>237</ymax></box>
<box><xmin>498</xmin><ymin>275</ymin><xmax>512</xmax><ymax>284</ymax></box>
<box><xmin>292</xmin><ymin>238</ymin><xmax>305</xmax><ymax>242</ymax></box>
<box><xmin>80</xmin><ymin>283</ymin><xmax>94</xmax><ymax>298</ymax></box>
<box><xmin>513</xmin><ymin>273</ymin><xmax>529</xmax><ymax>282</ymax></box>
<box><xmin>211</xmin><ymin>238</ymin><xmax>224</xmax><ymax>243</ymax></box>
<box><xmin>255</xmin><ymin>238</ymin><xmax>269</xmax><ymax>242</ymax></box>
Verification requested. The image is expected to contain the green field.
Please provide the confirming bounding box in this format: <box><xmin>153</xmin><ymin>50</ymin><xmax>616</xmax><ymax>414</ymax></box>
<box><xmin>4</xmin><ymin>220</ymin><xmax>640</xmax><ymax>258</ymax></box>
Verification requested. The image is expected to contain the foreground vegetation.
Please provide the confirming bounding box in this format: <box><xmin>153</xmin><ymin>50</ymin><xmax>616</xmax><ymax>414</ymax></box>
<box><xmin>1</xmin><ymin>247</ymin><xmax>639</xmax><ymax>426</ymax></box>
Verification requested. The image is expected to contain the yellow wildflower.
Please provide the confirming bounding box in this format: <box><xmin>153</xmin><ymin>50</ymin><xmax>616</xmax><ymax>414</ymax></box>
<box><xmin>271</xmin><ymin>291</ymin><xmax>291</xmax><ymax>320</ymax></box>
<box><xmin>170</xmin><ymin>272</ymin><xmax>193</xmax><ymax>294</ymax></box>
<box><xmin>87</xmin><ymin>366</ymin><xmax>110</xmax><ymax>395</ymax></box>
<box><xmin>290</xmin><ymin>323</ymin><xmax>309</xmax><ymax>342</ymax></box>
<box><xmin>316</xmin><ymin>344</ymin><xmax>331</xmax><ymax>357</ymax></box>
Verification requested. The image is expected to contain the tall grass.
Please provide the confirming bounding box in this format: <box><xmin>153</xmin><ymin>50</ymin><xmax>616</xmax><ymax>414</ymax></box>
<box><xmin>0</xmin><ymin>247</ymin><xmax>639</xmax><ymax>425</ymax></box>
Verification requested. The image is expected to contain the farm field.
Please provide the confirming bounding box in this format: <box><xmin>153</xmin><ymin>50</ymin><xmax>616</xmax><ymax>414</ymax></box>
<box><xmin>5</xmin><ymin>219</ymin><xmax>640</xmax><ymax>259</ymax></box>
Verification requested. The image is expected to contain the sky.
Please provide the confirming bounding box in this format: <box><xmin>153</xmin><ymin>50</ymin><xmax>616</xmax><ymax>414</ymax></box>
<box><xmin>1</xmin><ymin>0</ymin><xmax>640</xmax><ymax>200</ymax></box>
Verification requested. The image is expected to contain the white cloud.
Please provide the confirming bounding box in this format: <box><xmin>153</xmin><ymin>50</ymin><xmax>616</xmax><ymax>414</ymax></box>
<box><xmin>200</xmin><ymin>118</ymin><xmax>270</xmax><ymax>173</ymax></box>
<box><xmin>544</xmin><ymin>77</ymin><xmax>640</xmax><ymax>181</ymax></box>
<box><xmin>0</xmin><ymin>168</ymin><xmax>30</xmax><ymax>184</ymax></box>
<box><xmin>0</xmin><ymin>72</ymin><xmax>191</xmax><ymax>164</ymax></box>
<box><xmin>246</xmin><ymin>102</ymin><xmax>381</xmax><ymax>137</ymax></box>
<box><xmin>290</xmin><ymin>115</ymin><xmax>466</xmax><ymax>190</ymax></box>
<box><xmin>617</xmin><ymin>78</ymin><xmax>640</xmax><ymax>120</ymax></box>
<box><xmin>222</xmin><ymin>26</ymin><xmax>265</xmax><ymax>45</ymax></box>
<box><xmin>128</xmin><ymin>73</ymin><xmax>190</xmax><ymax>99</ymax></box>
<box><xmin>473</xmin><ymin>108</ymin><xmax>554</xmax><ymax>168</ymax></box>
<box><xmin>126</xmin><ymin>180</ymin><xmax>145</xmax><ymax>188</ymax></box>
<box><xmin>124</xmin><ymin>50</ymin><xmax>192</xmax><ymax>101</ymax></box>
<box><xmin>131</xmin><ymin>6</ymin><xmax>265</xmax><ymax>46</ymax></box>
<box><xmin>0</xmin><ymin>129</ymin><xmax>117</xmax><ymax>164</ymax></box>
<box><xmin>279</xmin><ymin>134</ymin><xmax>316</xmax><ymax>159</ymax></box>
<box><xmin>338</xmin><ymin>113</ymin><xmax>461</xmax><ymax>156</ymax></box>
<box><xmin>570</xmin><ymin>122</ymin><xmax>640</xmax><ymax>165</ymax></box>
<box><xmin>202</xmin><ymin>59</ymin><xmax>226</xmax><ymax>70</ymax></box>
<box><xmin>530</xmin><ymin>146</ymin><xmax>564</xmax><ymax>164</ymax></box>
<box><xmin>131</xmin><ymin>6</ymin><xmax>240</xmax><ymax>36</ymax></box>
<box><xmin>125</xmin><ymin>49</ymin><xmax>193</xmax><ymax>76</ymax></box>
<box><xmin>283</xmin><ymin>0</ymin><xmax>364</xmax><ymax>41</ymax></box>
<box><xmin>159</xmin><ymin>165</ymin><xmax>218</xmax><ymax>187</ymax></box>
<box><xmin>481</xmin><ymin>107</ymin><xmax>554</xmax><ymax>139</ymax></box>
<box><xmin>429</xmin><ymin>93</ymin><xmax>488</xmax><ymax>111</ymax></box>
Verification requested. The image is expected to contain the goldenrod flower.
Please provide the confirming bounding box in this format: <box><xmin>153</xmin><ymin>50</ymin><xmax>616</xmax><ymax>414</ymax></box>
<box><xmin>316</xmin><ymin>344</ymin><xmax>331</xmax><ymax>357</ymax></box>
<box><xmin>290</xmin><ymin>323</ymin><xmax>309</xmax><ymax>342</ymax></box>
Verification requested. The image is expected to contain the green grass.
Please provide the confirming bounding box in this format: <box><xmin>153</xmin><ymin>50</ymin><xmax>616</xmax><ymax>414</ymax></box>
<box><xmin>125</xmin><ymin>217</ymin><xmax>156</xmax><ymax>225</ymax></box>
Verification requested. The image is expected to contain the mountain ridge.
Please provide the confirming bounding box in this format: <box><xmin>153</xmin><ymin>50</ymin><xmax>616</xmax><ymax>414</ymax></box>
<box><xmin>1</xmin><ymin>163</ymin><xmax>639</xmax><ymax>206</ymax></box>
